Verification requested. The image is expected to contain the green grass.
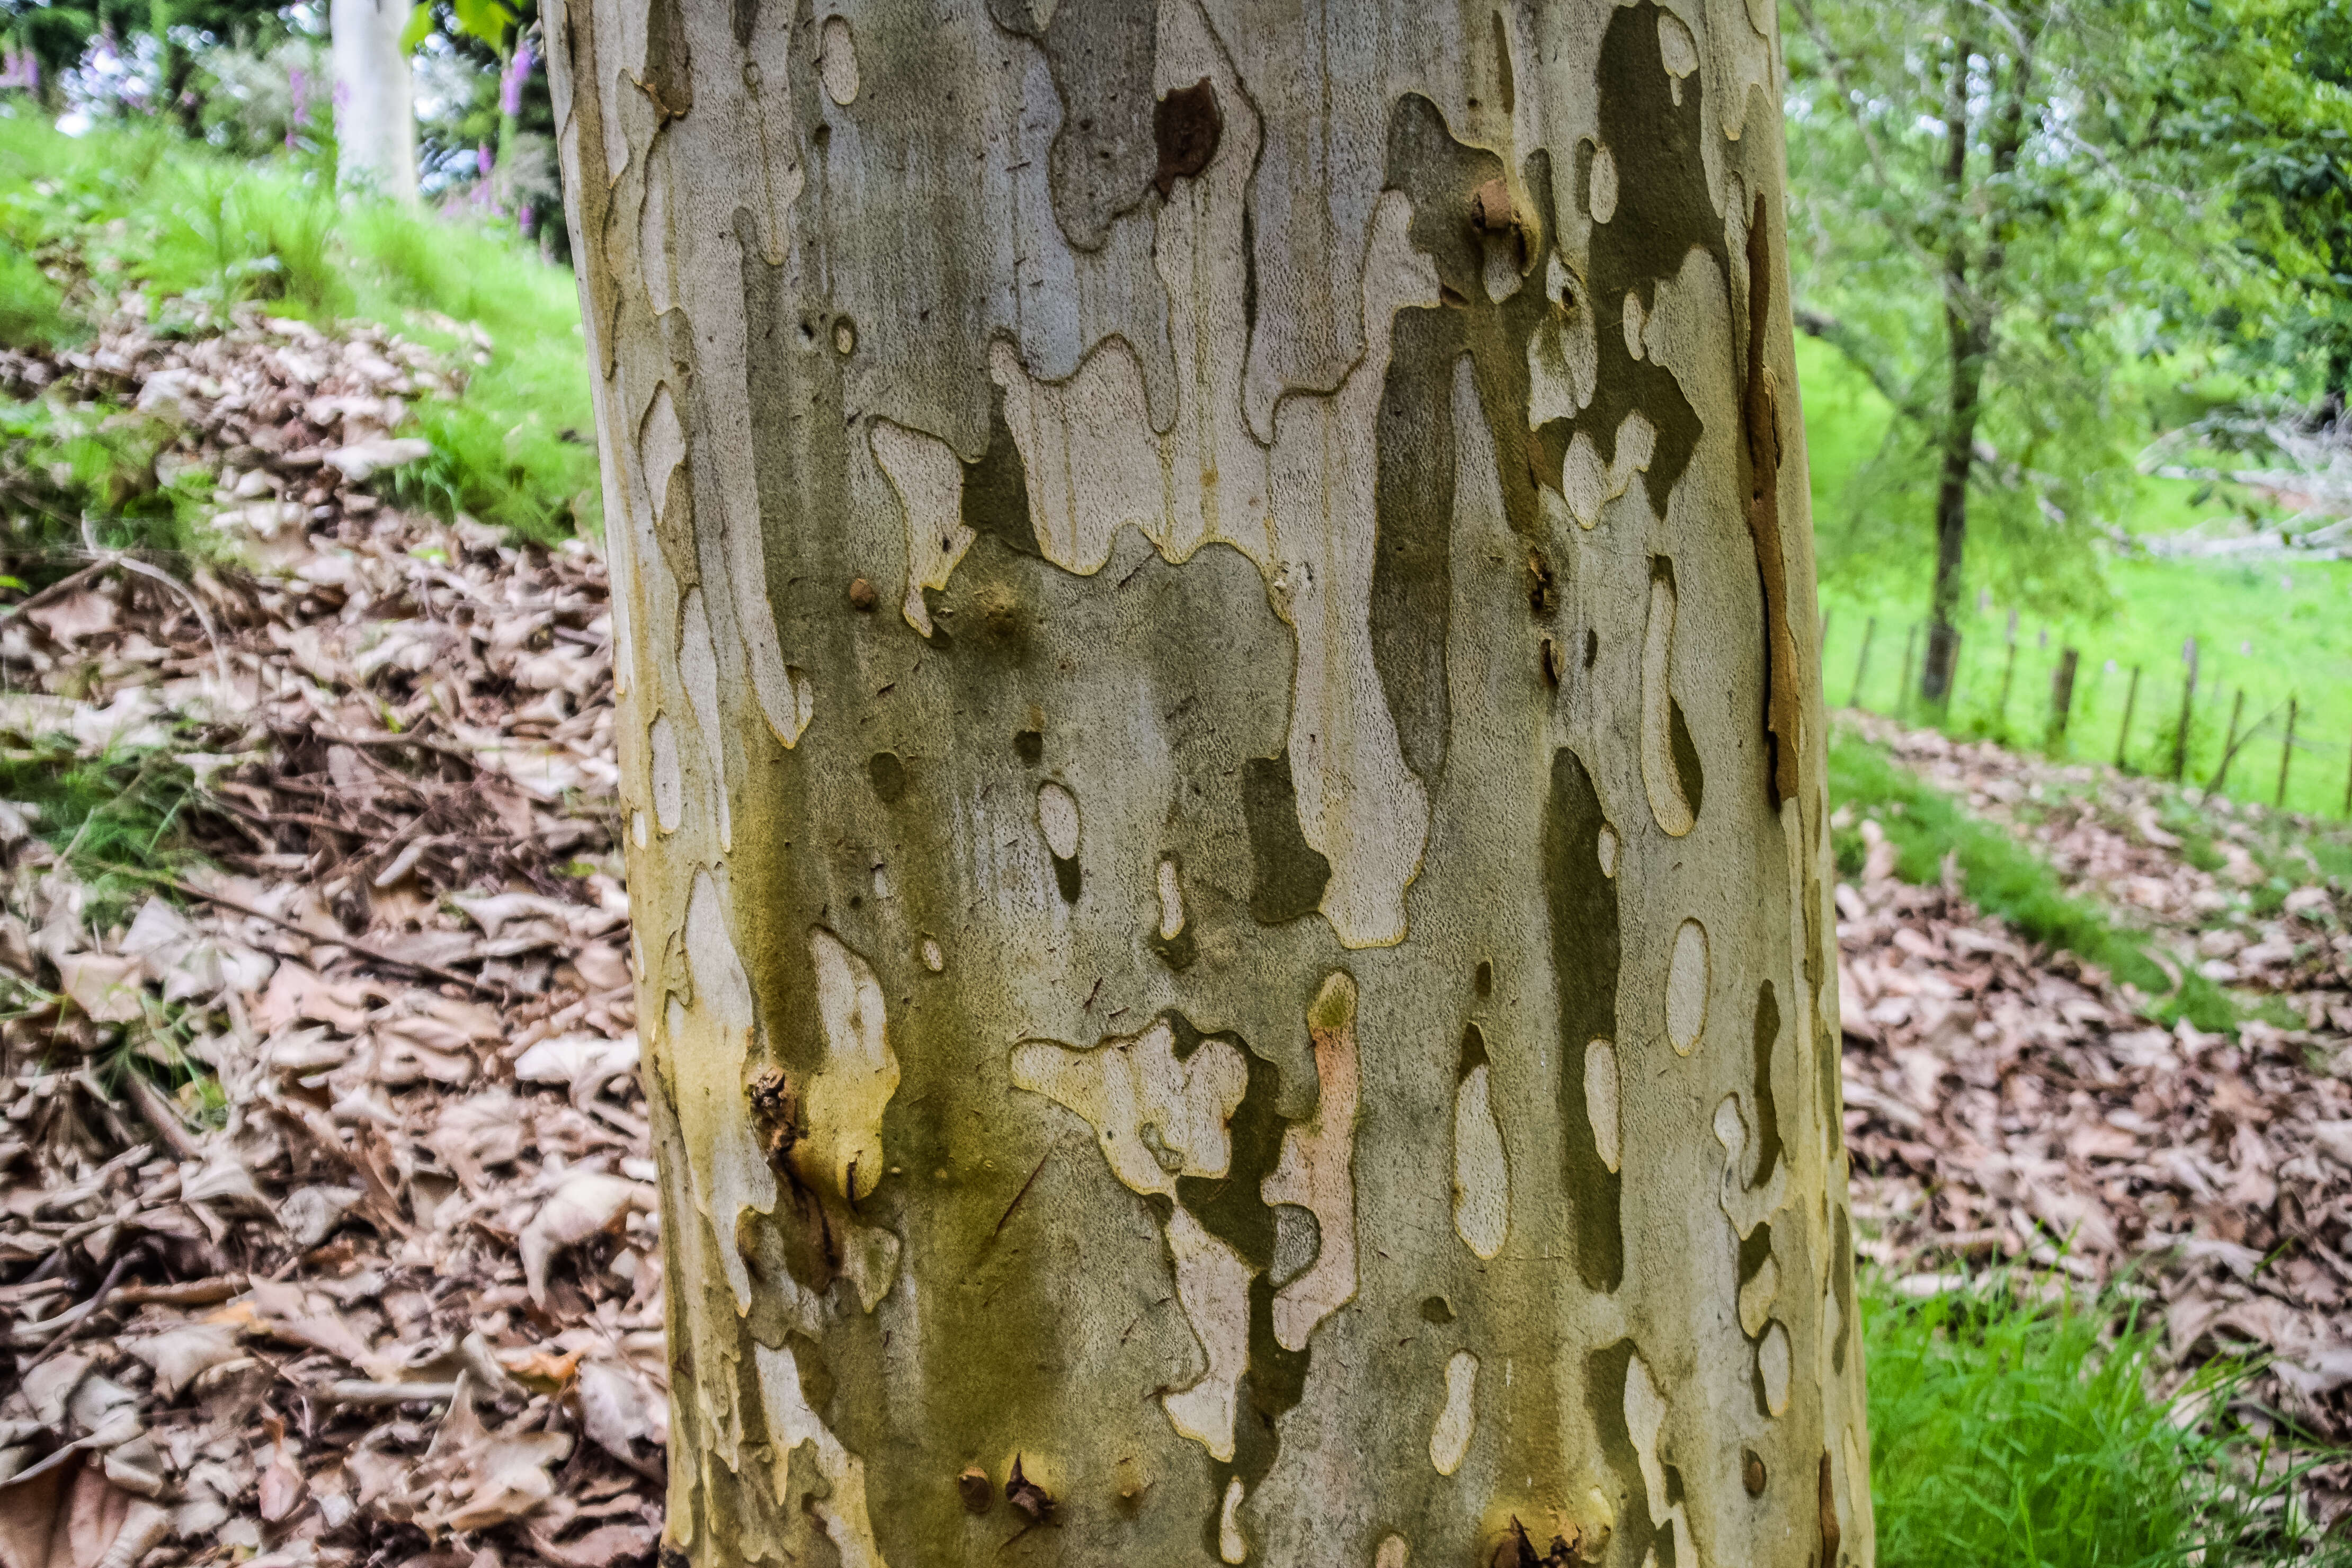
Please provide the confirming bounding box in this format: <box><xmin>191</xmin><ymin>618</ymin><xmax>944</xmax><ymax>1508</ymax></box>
<box><xmin>0</xmin><ymin>742</ymin><xmax>209</xmax><ymax>932</ymax></box>
<box><xmin>0</xmin><ymin>108</ymin><xmax>595</xmax><ymax>542</ymax></box>
<box><xmin>1865</xmin><ymin>1271</ymin><xmax>2339</xmax><ymax>1568</ymax></box>
<box><xmin>1829</xmin><ymin>730</ymin><xmax>2236</xmax><ymax>1031</ymax></box>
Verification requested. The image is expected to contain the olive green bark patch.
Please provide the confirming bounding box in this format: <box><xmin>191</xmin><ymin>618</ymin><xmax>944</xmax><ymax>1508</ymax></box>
<box><xmin>1241</xmin><ymin>752</ymin><xmax>1331</xmax><ymax>925</ymax></box>
<box><xmin>867</xmin><ymin>752</ymin><xmax>908</xmax><ymax>804</ymax></box>
<box><xmin>1545</xmin><ymin>746</ymin><xmax>1622</xmax><ymax>1294</ymax></box>
<box><xmin>1749</xmin><ymin>981</ymin><xmax>1783</xmax><ymax>1190</ymax></box>
<box><xmin>985</xmin><ymin>0</ymin><xmax>1157</xmax><ymax>250</ymax></box>
<box><xmin>1553</xmin><ymin>1</ymin><xmax>1729</xmax><ymax>518</ymax></box>
<box><xmin>1370</xmin><ymin>306</ymin><xmax>1457</xmax><ymax>782</ymax></box>
<box><xmin>1669</xmin><ymin>697</ymin><xmax>1706</xmax><ymax>822</ymax></box>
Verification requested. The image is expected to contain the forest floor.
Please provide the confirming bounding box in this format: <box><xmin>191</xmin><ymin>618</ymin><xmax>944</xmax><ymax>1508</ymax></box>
<box><xmin>3</xmin><ymin>300</ymin><xmax>2352</xmax><ymax>1568</ymax></box>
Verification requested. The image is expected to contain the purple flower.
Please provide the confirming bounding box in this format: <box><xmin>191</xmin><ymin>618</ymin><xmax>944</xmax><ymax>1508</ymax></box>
<box><xmin>287</xmin><ymin>65</ymin><xmax>311</xmax><ymax>146</ymax></box>
<box><xmin>477</xmin><ymin>141</ymin><xmax>493</xmax><ymax>177</ymax></box>
<box><xmin>498</xmin><ymin>38</ymin><xmax>533</xmax><ymax>117</ymax></box>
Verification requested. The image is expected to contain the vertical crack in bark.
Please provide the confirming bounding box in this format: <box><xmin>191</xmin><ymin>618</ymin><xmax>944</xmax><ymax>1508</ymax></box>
<box><xmin>1742</xmin><ymin>192</ymin><xmax>1801</xmax><ymax>809</ymax></box>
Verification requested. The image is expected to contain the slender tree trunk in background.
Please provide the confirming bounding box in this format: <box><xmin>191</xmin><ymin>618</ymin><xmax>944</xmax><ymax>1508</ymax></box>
<box><xmin>550</xmin><ymin>3</ymin><xmax>1870</xmax><ymax>1564</ymax></box>
<box><xmin>1923</xmin><ymin>30</ymin><xmax>1979</xmax><ymax>706</ymax></box>
<box><xmin>329</xmin><ymin>0</ymin><xmax>416</xmax><ymax>201</ymax></box>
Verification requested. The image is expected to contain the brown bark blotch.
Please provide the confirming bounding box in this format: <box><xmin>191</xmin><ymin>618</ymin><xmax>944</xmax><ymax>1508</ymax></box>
<box><xmin>1818</xmin><ymin>1451</ymin><xmax>1841</xmax><ymax>1566</ymax></box>
<box><xmin>748</xmin><ymin>1066</ymin><xmax>800</xmax><ymax>1173</ymax></box>
<box><xmin>957</xmin><ymin>1466</ymin><xmax>993</xmax><ymax>1514</ymax></box>
<box><xmin>1006</xmin><ymin>1455</ymin><xmax>1056</xmax><ymax>1525</ymax></box>
<box><xmin>1153</xmin><ymin>78</ymin><xmax>1223</xmax><ymax>199</ymax></box>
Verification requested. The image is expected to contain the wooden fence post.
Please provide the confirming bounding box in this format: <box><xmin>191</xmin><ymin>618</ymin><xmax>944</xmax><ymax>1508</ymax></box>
<box><xmin>2277</xmin><ymin>695</ymin><xmax>2300</xmax><ymax>808</ymax></box>
<box><xmin>1994</xmin><ymin>635</ymin><xmax>2019</xmax><ymax>734</ymax></box>
<box><xmin>2047</xmin><ymin>647</ymin><xmax>2080</xmax><ymax>747</ymax></box>
<box><xmin>2116</xmin><ymin>664</ymin><xmax>2142</xmax><ymax>770</ymax></box>
<box><xmin>2170</xmin><ymin>636</ymin><xmax>2199</xmax><ymax>782</ymax></box>
<box><xmin>1896</xmin><ymin>622</ymin><xmax>1919</xmax><ymax>721</ymax></box>
<box><xmin>2210</xmin><ymin>688</ymin><xmax>2246</xmax><ymax>794</ymax></box>
<box><xmin>1849</xmin><ymin>616</ymin><xmax>1877</xmax><ymax>711</ymax></box>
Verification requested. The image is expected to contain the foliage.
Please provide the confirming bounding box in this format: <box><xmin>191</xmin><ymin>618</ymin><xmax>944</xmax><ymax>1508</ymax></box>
<box><xmin>1864</xmin><ymin>1271</ymin><xmax>2344</xmax><ymax>1568</ymax></box>
<box><xmin>1828</xmin><ymin>729</ymin><xmax>2238</xmax><ymax>1029</ymax></box>
<box><xmin>1782</xmin><ymin>0</ymin><xmax>2336</xmax><ymax>620</ymax></box>
<box><xmin>0</xmin><ymin>111</ymin><xmax>595</xmax><ymax>540</ymax></box>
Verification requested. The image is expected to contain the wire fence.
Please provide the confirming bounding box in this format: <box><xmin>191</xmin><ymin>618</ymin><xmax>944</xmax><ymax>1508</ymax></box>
<box><xmin>1821</xmin><ymin>603</ymin><xmax>2352</xmax><ymax>822</ymax></box>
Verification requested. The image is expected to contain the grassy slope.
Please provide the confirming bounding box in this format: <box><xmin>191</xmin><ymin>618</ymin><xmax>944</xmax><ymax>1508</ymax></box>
<box><xmin>1863</xmin><ymin>1272</ymin><xmax>2339</xmax><ymax>1568</ymax></box>
<box><xmin>1797</xmin><ymin>336</ymin><xmax>2352</xmax><ymax>822</ymax></box>
<box><xmin>1828</xmin><ymin>730</ymin><xmax>2237</xmax><ymax>1030</ymax></box>
<box><xmin>0</xmin><ymin>110</ymin><xmax>596</xmax><ymax>541</ymax></box>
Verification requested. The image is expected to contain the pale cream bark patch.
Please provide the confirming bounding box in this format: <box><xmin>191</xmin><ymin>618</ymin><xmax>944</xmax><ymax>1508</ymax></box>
<box><xmin>1156</xmin><ymin>858</ymin><xmax>1187</xmax><ymax>939</ymax></box>
<box><xmin>1036</xmin><ymin>782</ymin><xmax>1081</xmax><ymax>862</ymax></box>
<box><xmin>817</xmin><ymin>15</ymin><xmax>859</xmax><ymax>105</ymax></box>
<box><xmin>1451</xmin><ymin>1062</ymin><xmax>1509</xmax><ymax>1259</ymax></box>
<box><xmin>869</xmin><ymin>420</ymin><xmax>972</xmax><ymax>638</ymax></box>
<box><xmin>1010</xmin><ymin>1019</ymin><xmax>1246</xmax><ymax>1198</ymax></box>
<box><xmin>1218</xmin><ymin>1475</ymin><xmax>1249</xmax><ymax>1564</ymax></box>
<box><xmin>1428</xmin><ymin>1351</ymin><xmax>1478</xmax><ymax>1476</ymax></box>
<box><xmin>1623</xmin><ymin>1351</ymin><xmax>1696</xmax><ymax>1568</ymax></box>
<box><xmin>1164</xmin><ymin>1205</ymin><xmax>1251</xmax><ymax>1462</ymax></box>
<box><xmin>1560</xmin><ymin>413</ymin><xmax>1657</xmax><ymax>529</ymax></box>
<box><xmin>1666</xmin><ymin>919</ymin><xmax>1709</xmax><ymax>1054</ymax></box>
<box><xmin>664</xmin><ymin>871</ymin><xmax>776</xmax><ymax>1314</ymax></box>
<box><xmin>1585</xmin><ymin>1039</ymin><xmax>1622</xmax><ymax>1173</ymax></box>
<box><xmin>803</xmin><ymin>929</ymin><xmax>901</xmax><ymax>1206</ymax></box>
<box><xmin>1640</xmin><ymin>568</ymin><xmax>1696</xmax><ymax>837</ymax></box>
<box><xmin>753</xmin><ymin>1342</ymin><xmax>888</xmax><ymax>1568</ymax></box>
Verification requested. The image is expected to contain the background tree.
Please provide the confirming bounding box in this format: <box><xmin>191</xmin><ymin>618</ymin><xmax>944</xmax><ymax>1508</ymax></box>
<box><xmin>1783</xmin><ymin>0</ymin><xmax>2309</xmax><ymax>699</ymax></box>
<box><xmin>551</xmin><ymin>2</ymin><xmax>1869</xmax><ymax>1564</ymax></box>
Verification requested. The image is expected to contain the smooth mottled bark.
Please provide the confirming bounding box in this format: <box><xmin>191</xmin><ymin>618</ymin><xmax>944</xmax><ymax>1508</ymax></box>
<box><xmin>331</xmin><ymin>0</ymin><xmax>417</xmax><ymax>201</ymax></box>
<box><xmin>549</xmin><ymin>2</ymin><xmax>1871</xmax><ymax>1565</ymax></box>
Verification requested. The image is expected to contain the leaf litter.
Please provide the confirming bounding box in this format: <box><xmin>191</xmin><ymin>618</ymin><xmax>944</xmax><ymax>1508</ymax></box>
<box><xmin>1</xmin><ymin>298</ymin><xmax>658</xmax><ymax>1568</ymax></box>
<box><xmin>1839</xmin><ymin>713</ymin><xmax>2352</xmax><ymax>1520</ymax></box>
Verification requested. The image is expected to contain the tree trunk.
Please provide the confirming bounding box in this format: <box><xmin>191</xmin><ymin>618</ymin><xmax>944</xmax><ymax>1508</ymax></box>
<box><xmin>548</xmin><ymin>3</ymin><xmax>1870</xmax><ymax>1565</ymax></box>
<box><xmin>1922</xmin><ymin>28</ymin><xmax>1976</xmax><ymax>706</ymax></box>
<box><xmin>329</xmin><ymin>0</ymin><xmax>416</xmax><ymax>201</ymax></box>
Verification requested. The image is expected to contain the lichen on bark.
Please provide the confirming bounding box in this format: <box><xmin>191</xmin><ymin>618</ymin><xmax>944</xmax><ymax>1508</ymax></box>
<box><xmin>548</xmin><ymin>0</ymin><xmax>1870</xmax><ymax>1562</ymax></box>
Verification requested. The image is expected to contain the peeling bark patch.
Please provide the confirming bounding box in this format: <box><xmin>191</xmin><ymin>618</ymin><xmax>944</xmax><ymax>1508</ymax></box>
<box><xmin>1452</xmin><ymin>1025</ymin><xmax>1509</xmax><ymax>1259</ymax></box>
<box><xmin>1156</xmin><ymin>858</ymin><xmax>1187</xmax><ymax>939</ymax></box>
<box><xmin>1217</xmin><ymin>1475</ymin><xmax>1248</xmax><ymax>1563</ymax></box>
<box><xmin>1555</xmin><ymin>3</ymin><xmax>1725</xmax><ymax>519</ymax></box>
<box><xmin>920</xmin><ymin>937</ymin><xmax>943</xmax><ymax>973</ymax></box>
<box><xmin>1588</xmin><ymin>144</ymin><xmax>1619</xmax><ymax>224</ymax></box>
<box><xmin>871</xmin><ymin>419</ymin><xmax>973</xmax><ymax>638</ymax></box>
<box><xmin>817</xmin><ymin>15</ymin><xmax>858</xmax><ymax>105</ymax></box>
<box><xmin>1263</xmin><ymin>973</ymin><xmax>1361</xmax><ymax>1349</ymax></box>
<box><xmin>1429</xmin><ymin>1350</ymin><xmax>1478</xmax><ymax>1475</ymax></box>
<box><xmin>1583</xmin><ymin>1038</ymin><xmax>1620</xmax><ymax>1173</ymax></box>
<box><xmin>751</xmin><ymin>1342</ymin><xmax>886</xmax><ymax>1568</ymax></box>
<box><xmin>1241</xmin><ymin>754</ymin><xmax>1331</xmax><ymax>925</ymax></box>
<box><xmin>1560</xmin><ymin>415</ymin><xmax>1654</xmax><ymax>529</ymax></box>
<box><xmin>1009</xmin><ymin>0</ymin><xmax>1159</xmax><ymax>250</ymax></box>
<box><xmin>1038</xmin><ymin>781</ymin><xmax>1082</xmax><ymax>903</ymax></box>
<box><xmin>1641</xmin><ymin>559</ymin><xmax>1697</xmax><ymax>838</ymax></box>
<box><xmin>1369</xmin><ymin>313</ymin><xmax>1456</xmax><ymax>781</ymax></box>
<box><xmin>1153</xmin><ymin>78</ymin><xmax>1223</xmax><ymax>200</ymax></box>
<box><xmin>960</xmin><ymin>389</ymin><xmax>1040</xmax><ymax>560</ymax></box>
<box><xmin>636</xmin><ymin>0</ymin><xmax>692</xmax><ymax>121</ymax></box>
<box><xmin>1376</xmin><ymin>1536</ymin><xmax>1408</xmax><ymax>1568</ymax></box>
<box><xmin>667</xmin><ymin>871</ymin><xmax>774</xmax><ymax>1314</ymax></box>
<box><xmin>1742</xmin><ymin>193</ymin><xmax>1801</xmax><ymax>809</ymax></box>
<box><xmin>1665</xmin><ymin>919</ymin><xmax>1708</xmax><ymax>1055</ymax></box>
<box><xmin>648</xmin><ymin>714</ymin><xmax>684</xmax><ymax>832</ymax></box>
<box><xmin>1545</xmin><ymin>748</ymin><xmax>1623</xmax><ymax>1292</ymax></box>
<box><xmin>803</xmin><ymin>929</ymin><xmax>901</xmax><ymax>1207</ymax></box>
<box><xmin>1757</xmin><ymin>1321</ymin><xmax>1792</xmax><ymax>1415</ymax></box>
<box><xmin>1819</xmin><ymin>1452</ymin><xmax>1843</xmax><ymax>1568</ymax></box>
